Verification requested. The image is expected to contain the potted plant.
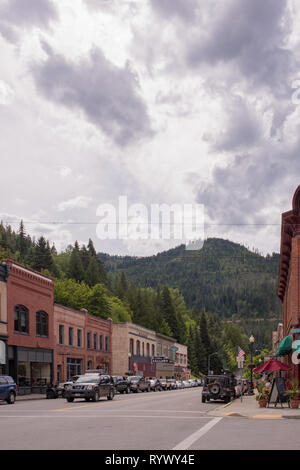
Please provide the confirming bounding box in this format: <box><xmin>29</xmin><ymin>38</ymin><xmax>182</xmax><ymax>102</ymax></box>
<box><xmin>255</xmin><ymin>383</ymin><xmax>270</xmax><ymax>407</ymax></box>
<box><xmin>286</xmin><ymin>379</ymin><xmax>300</xmax><ymax>409</ymax></box>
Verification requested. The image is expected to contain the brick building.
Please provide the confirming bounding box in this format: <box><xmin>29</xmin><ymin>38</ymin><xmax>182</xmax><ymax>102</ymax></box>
<box><xmin>54</xmin><ymin>304</ymin><xmax>112</xmax><ymax>382</ymax></box>
<box><xmin>112</xmin><ymin>322</ymin><xmax>187</xmax><ymax>379</ymax></box>
<box><xmin>0</xmin><ymin>262</ymin><xmax>9</xmax><ymax>375</ymax></box>
<box><xmin>5</xmin><ymin>260</ymin><xmax>55</xmax><ymax>394</ymax></box>
<box><xmin>277</xmin><ymin>185</ymin><xmax>300</xmax><ymax>380</ymax></box>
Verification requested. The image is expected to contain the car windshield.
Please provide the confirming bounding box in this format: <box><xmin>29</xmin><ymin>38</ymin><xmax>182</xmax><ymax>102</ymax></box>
<box><xmin>76</xmin><ymin>375</ymin><xmax>100</xmax><ymax>383</ymax></box>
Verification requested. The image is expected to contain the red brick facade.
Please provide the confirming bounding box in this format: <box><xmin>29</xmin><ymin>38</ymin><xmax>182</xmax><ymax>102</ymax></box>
<box><xmin>5</xmin><ymin>260</ymin><xmax>55</xmax><ymax>392</ymax></box>
<box><xmin>278</xmin><ymin>186</ymin><xmax>300</xmax><ymax>380</ymax></box>
<box><xmin>54</xmin><ymin>304</ymin><xmax>112</xmax><ymax>382</ymax></box>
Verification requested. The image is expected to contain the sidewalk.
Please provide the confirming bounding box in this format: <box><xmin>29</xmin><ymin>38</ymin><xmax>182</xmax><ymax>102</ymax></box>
<box><xmin>16</xmin><ymin>394</ymin><xmax>46</xmax><ymax>401</ymax></box>
<box><xmin>207</xmin><ymin>393</ymin><xmax>300</xmax><ymax>420</ymax></box>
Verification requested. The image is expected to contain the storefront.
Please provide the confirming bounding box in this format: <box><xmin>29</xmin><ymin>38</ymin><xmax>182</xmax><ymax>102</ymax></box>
<box><xmin>8</xmin><ymin>346</ymin><xmax>53</xmax><ymax>394</ymax></box>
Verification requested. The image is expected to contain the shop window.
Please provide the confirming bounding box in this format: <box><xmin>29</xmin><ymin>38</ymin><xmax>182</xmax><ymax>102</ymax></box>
<box><xmin>152</xmin><ymin>344</ymin><xmax>155</xmax><ymax>356</ymax></box>
<box><xmin>146</xmin><ymin>343</ymin><xmax>150</xmax><ymax>357</ymax></box>
<box><xmin>105</xmin><ymin>336</ymin><xmax>109</xmax><ymax>352</ymax></box>
<box><xmin>36</xmin><ymin>311</ymin><xmax>48</xmax><ymax>337</ymax></box>
<box><xmin>129</xmin><ymin>338</ymin><xmax>134</xmax><ymax>354</ymax></box>
<box><xmin>136</xmin><ymin>340</ymin><xmax>141</xmax><ymax>356</ymax></box>
<box><xmin>14</xmin><ymin>305</ymin><xmax>29</xmax><ymax>334</ymax></box>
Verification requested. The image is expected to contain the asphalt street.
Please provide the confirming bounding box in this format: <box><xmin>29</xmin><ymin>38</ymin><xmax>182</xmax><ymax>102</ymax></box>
<box><xmin>0</xmin><ymin>388</ymin><xmax>299</xmax><ymax>450</ymax></box>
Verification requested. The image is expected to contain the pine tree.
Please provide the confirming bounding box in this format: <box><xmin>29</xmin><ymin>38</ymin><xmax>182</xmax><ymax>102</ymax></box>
<box><xmin>68</xmin><ymin>242</ymin><xmax>85</xmax><ymax>282</ymax></box>
<box><xmin>32</xmin><ymin>237</ymin><xmax>54</xmax><ymax>272</ymax></box>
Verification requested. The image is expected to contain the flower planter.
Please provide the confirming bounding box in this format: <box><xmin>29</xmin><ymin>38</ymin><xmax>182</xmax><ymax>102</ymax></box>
<box><xmin>290</xmin><ymin>399</ymin><xmax>299</xmax><ymax>409</ymax></box>
<box><xmin>258</xmin><ymin>399</ymin><xmax>268</xmax><ymax>408</ymax></box>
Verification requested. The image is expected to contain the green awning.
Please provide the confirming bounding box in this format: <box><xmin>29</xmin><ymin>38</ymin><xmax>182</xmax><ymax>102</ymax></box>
<box><xmin>275</xmin><ymin>334</ymin><xmax>293</xmax><ymax>356</ymax></box>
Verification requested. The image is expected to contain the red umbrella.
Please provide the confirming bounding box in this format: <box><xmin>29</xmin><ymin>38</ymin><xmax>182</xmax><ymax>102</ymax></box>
<box><xmin>253</xmin><ymin>358</ymin><xmax>291</xmax><ymax>374</ymax></box>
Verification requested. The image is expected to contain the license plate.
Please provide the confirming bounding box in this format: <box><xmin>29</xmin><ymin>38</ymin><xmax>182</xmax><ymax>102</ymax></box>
<box><xmin>74</xmin><ymin>394</ymin><xmax>81</xmax><ymax>397</ymax></box>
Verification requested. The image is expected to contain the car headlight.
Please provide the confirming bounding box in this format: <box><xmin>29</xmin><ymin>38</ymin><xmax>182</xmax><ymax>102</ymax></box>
<box><xmin>86</xmin><ymin>385</ymin><xmax>95</xmax><ymax>390</ymax></box>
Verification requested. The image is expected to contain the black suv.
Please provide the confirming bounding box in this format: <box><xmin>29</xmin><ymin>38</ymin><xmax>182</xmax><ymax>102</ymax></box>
<box><xmin>202</xmin><ymin>374</ymin><xmax>236</xmax><ymax>403</ymax></box>
<box><xmin>65</xmin><ymin>373</ymin><xmax>115</xmax><ymax>402</ymax></box>
<box><xmin>127</xmin><ymin>376</ymin><xmax>151</xmax><ymax>393</ymax></box>
<box><xmin>112</xmin><ymin>376</ymin><xmax>130</xmax><ymax>394</ymax></box>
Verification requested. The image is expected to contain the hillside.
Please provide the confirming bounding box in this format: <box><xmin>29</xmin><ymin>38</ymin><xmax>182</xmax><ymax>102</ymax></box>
<box><xmin>100</xmin><ymin>238</ymin><xmax>281</xmax><ymax>321</ymax></box>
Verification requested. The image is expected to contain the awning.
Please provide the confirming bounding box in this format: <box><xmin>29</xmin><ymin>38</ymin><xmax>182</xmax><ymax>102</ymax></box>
<box><xmin>275</xmin><ymin>335</ymin><xmax>292</xmax><ymax>356</ymax></box>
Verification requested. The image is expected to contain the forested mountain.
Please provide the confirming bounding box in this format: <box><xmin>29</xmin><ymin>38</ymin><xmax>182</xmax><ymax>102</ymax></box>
<box><xmin>0</xmin><ymin>221</ymin><xmax>276</xmax><ymax>374</ymax></box>
<box><xmin>100</xmin><ymin>238</ymin><xmax>281</xmax><ymax>321</ymax></box>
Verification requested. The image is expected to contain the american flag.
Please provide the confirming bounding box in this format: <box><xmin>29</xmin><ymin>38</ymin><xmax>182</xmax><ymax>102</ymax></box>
<box><xmin>237</xmin><ymin>346</ymin><xmax>245</xmax><ymax>358</ymax></box>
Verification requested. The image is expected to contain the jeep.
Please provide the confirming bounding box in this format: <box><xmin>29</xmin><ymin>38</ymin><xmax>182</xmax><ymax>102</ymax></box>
<box><xmin>201</xmin><ymin>374</ymin><xmax>236</xmax><ymax>403</ymax></box>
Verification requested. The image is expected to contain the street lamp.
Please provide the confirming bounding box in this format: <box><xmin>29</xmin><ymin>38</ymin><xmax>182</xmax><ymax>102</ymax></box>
<box><xmin>249</xmin><ymin>335</ymin><xmax>255</xmax><ymax>395</ymax></box>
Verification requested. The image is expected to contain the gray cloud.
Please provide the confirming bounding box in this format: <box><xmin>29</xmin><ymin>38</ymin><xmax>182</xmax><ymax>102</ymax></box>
<box><xmin>186</xmin><ymin>0</ymin><xmax>293</xmax><ymax>92</ymax></box>
<box><xmin>32</xmin><ymin>46</ymin><xmax>152</xmax><ymax>146</ymax></box>
<box><xmin>0</xmin><ymin>0</ymin><xmax>58</xmax><ymax>43</ymax></box>
<box><xmin>150</xmin><ymin>0</ymin><xmax>198</xmax><ymax>22</ymax></box>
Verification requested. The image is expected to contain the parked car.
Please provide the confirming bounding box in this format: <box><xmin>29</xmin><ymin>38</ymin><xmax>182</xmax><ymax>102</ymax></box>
<box><xmin>158</xmin><ymin>378</ymin><xmax>168</xmax><ymax>391</ymax></box>
<box><xmin>167</xmin><ymin>379</ymin><xmax>177</xmax><ymax>390</ymax></box>
<box><xmin>65</xmin><ymin>373</ymin><xmax>115</xmax><ymax>402</ymax></box>
<box><xmin>0</xmin><ymin>375</ymin><xmax>17</xmax><ymax>404</ymax></box>
<box><xmin>127</xmin><ymin>376</ymin><xmax>151</xmax><ymax>393</ymax></box>
<box><xmin>182</xmin><ymin>380</ymin><xmax>190</xmax><ymax>388</ymax></box>
<box><xmin>176</xmin><ymin>380</ymin><xmax>183</xmax><ymax>389</ymax></box>
<box><xmin>149</xmin><ymin>378</ymin><xmax>162</xmax><ymax>392</ymax></box>
<box><xmin>202</xmin><ymin>374</ymin><xmax>236</xmax><ymax>403</ymax></box>
<box><xmin>46</xmin><ymin>376</ymin><xmax>80</xmax><ymax>399</ymax></box>
<box><xmin>112</xmin><ymin>376</ymin><xmax>130</xmax><ymax>394</ymax></box>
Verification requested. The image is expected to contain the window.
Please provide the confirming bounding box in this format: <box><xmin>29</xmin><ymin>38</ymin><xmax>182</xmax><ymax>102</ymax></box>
<box><xmin>105</xmin><ymin>336</ymin><xmax>109</xmax><ymax>352</ymax></box>
<box><xmin>59</xmin><ymin>325</ymin><xmax>64</xmax><ymax>345</ymax></box>
<box><xmin>87</xmin><ymin>331</ymin><xmax>91</xmax><ymax>349</ymax></box>
<box><xmin>87</xmin><ymin>360</ymin><xmax>92</xmax><ymax>370</ymax></box>
<box><xmin>100</xmin><ymin>334</ymin><xmax>103</xmax><ymax>351</ymax></box>
<box><xmin>152</xmin><ymin>344</ymin><xmax>155</xmax><ymax>357</ymax></box>
<box><xmin>14</xmin><ymin>305</ymin><xmax>29</xmax><ymax>334</ymax></box>
<box><xmin>36</xmin><ymin>311</ymin><xmax>48</xmax><ymax>337</ymax></box>
<box><xmin>77</xmin><ymin>329</ymin><xmax>82</xmax><ymax>348</ymax></box>
<box><xmin>94</xmin><ymin>333</ymin><xmax>97</xmax><ymax>350</ymax></box>
<box><xmin>142</xmin><ymin>342</ymin><xmax>145</xmax><ymax>356</ymax></box>
<box><xmin>136</xmin><ymin>340</ymin><xmax>140</xmax><ymax>356</ymax></box>
<box><xmin>69</xmin><ymin>327</ymin><xmax>73</xmax><ymax>346</ymax></box>
<box><xmin>146</xmin><ymin>343</ymin><xmax>150</xmax><ymax>357</ymax></box>
<box><xmin>57</xmin><ymin>364</ymin><xmax>62</xmax><ymax>383</ymax></box>
<box><xmin>129</xmin><ymin>338</ymin><xmax>134</xmax><ymax>354</ymax></box>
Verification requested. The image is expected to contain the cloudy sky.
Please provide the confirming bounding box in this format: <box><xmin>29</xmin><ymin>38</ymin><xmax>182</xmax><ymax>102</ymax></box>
<box><xmin>1</xmin><ymin>0</ymin><xmax>300</xmax><ymax>256</ymax></box>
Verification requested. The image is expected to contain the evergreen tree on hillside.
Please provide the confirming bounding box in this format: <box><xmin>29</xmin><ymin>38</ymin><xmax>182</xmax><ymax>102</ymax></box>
<box><xmin>31</xmin><ymin>237</ymin><xmax>54</xmax><ymax>272</ymax></box>
<box><xmin>68</xmin><ymin>241</ymin><xmax>85</xmax><ymax>282</ymax></box>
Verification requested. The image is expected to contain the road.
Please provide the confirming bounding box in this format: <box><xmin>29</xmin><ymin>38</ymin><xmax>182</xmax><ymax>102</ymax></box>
<box><xmin>0</xmin><ymin>387</ymin><xmax>299</xmax><ymax>450</ymax></box>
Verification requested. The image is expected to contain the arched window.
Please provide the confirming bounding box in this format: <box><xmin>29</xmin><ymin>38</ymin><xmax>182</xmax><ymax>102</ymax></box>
<box><xmin>14</xmin><ymin>305</ymin><xmax>29</xmax><ymax>333</ymax></box>
<box><xmin>146</xmin><ymin>343</ymin><xmax>150</xmax><ymax>357</ymax></box>
<box><xmin>129</xmin><ymin>338</ymin><xmax>134</xmax><ymax>354</ymax></box>
<box><xmin>36</xmin><ymin>311</ymin><xmax>48</xmax><ymax>337</ymax></box>
<box><xmin>136</xmin><ymin>340</ymin><xmax>141</xmax><ymax>356</ymax></box>
<box><xmin>142</xmin><ymin>342</ymin><xmax>145</xmax><ymax>356</ymax></box>
<box><xmin>152</xmin><ymin>344</ymin><xmax>155</xmax><ymax>357</ymax></box>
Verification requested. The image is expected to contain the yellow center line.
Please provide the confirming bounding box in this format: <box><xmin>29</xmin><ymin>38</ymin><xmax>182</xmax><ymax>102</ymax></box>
<box><xmin>52</xmin><ymin>390</ymin><xmax>197</xmax><ymax>412</ymax></box>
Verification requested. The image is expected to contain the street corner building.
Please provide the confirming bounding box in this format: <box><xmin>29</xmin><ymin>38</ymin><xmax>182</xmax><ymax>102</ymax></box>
<box><xmin>277</xmin><ymin>185</ymin><xmax>300</xmax><ymax>380</ymax></box>
<box><xmin>111</xmin><ymin>322</ymin><xmax>189</xmax><ymax>379</ymax></box>
<box><xmin>54</xmin><ymin>304</ymin><xmax>113</xmax><ymax>382</ymax></box>
<box><xmin>5</xmin><ymin>260</ymin><xmax>55</xmax><ymax>394</ymax></box>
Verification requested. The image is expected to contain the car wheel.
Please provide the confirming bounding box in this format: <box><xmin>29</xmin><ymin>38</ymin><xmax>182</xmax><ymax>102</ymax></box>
<box><xmin>67</xmin><ymin>397</ymin><xmax>74</xmax><ymax>402</ymax></box>
<box><xmin>107</xmin><ymin>389</ymin><xmax>114</xmax><ymax>401</ymax></box>
<box><xmin>126</xmin><ymin>387</ymin><xmax>130</xmax><ymax>394</ymax></box>
<box><xmin>147</xmin><ymin>386</ymin><xmax>150</xmax><ymax>392</ymax></box>
<box><xmin>202</xmin><ymin>396</ymin><xmax>206</xmax><ymax>403</ymax></box>
<box><xmin>92</xmin><ymin>391</ymin><xmax>99</xmax><ymax>402</ymax></box>
<box><xmin>6</xmin><ymin>392</ymin><xmax>15</xmax><ymax>404</ymax></box>
<box><xmin>46</xmin><ymin>390</ymin><xmax>55</xmax><ymax>399</ymax></box>
<box><xmin>85</xmin><ymin>397</ymin><xmax>91</xmax><ymax>402</ymax></box>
